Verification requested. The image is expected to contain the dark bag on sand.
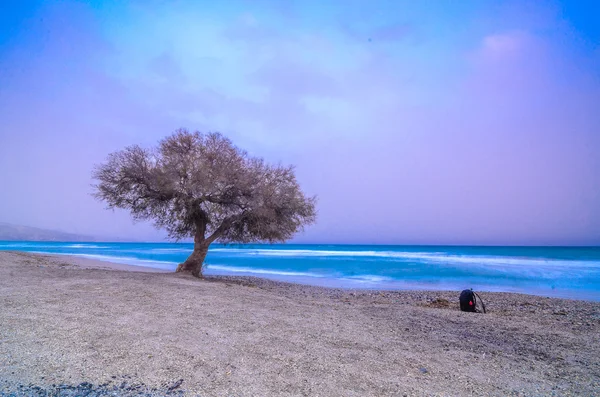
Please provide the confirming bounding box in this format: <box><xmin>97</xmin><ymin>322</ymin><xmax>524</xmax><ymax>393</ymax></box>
<box><xmin>460</xmin><ymin>289</ymin><xmax>486</xmax><ymax>313</ymax></box>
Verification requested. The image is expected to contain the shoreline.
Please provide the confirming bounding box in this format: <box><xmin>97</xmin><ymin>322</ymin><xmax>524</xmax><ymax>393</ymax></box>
<box><xmin>5</xmin><ymin>249</ymin><xmax>599</xmax><ymax>302</ymax></box>
<box><xmin>0</xmin><ymin>250</ymin><xmax>568</xmax><ymax>298</ymax></box>
<box><xmin>1</xmin><ymin>251</ymin><xmax>599</xmax><ymax>395</ymax></box>
<box><xmin>3</xmin><ymin>250</ymin><xmax>172</xmax><ymax>273</ymax></box>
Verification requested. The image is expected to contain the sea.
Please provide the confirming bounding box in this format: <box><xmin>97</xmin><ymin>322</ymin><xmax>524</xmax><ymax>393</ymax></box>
<box><xmin>1</xmin><ymin>241</ymin><xmax>599</xmax><ymax>301</ymax></box>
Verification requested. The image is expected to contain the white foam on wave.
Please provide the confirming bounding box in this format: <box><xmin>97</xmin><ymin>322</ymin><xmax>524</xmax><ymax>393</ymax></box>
<box><xmin>207</xmin><ymin>264</ymin><xmax>326</xmax><ymax>278</ymax></box>
<box><xmin>210</xmin><ymin>248</ymin><xmax>600</xmax><ymax>270</ymax></box>
<box><xmin>0</xmin><ymin>243</ymin><xmax>110</xmax><ymax>249</ymax></box>
<box><xmin>210</xmin><ymin>248</ymin><xmax>446</xmax><ymax>259</ymax></box>
<box><xmin>343</xmin><ymin>275</ymin><xmax>395</xmax><ymax>283</ymax></box>
<box><xmin>63</xmin><ymin>244</ymin><xmax>110</xmax><ymax>249</ymax></box>
<box><xmin>1</xmin><ymin>243</ymin><xmax>65</xmax><ymax>249</ymax></box>
<box><xmin>421</xmin><ymin>254</ymin><xmax>600</xmax><ymax>270</ymax></box>
<box><xmin>206</xmin><ymin>266</ymin><xmax>430</xmax><ymax>290</ymax></box>
<box><xmin>150</xmin><ymin>248</ymin><xmax>193</xmax><ymax>253</ymax></box>
<box><xmin>65</xmin><ymin>253</ymin><xmax>177</xmax><ymax>270</ymax></box>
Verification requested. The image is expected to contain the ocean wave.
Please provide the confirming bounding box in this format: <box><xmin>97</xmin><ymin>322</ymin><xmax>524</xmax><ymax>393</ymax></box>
<box><xmin>0</xmin><ymin>243</ymin><xmax>111</xmax><ymax>249</ymax></box>
<box><xmin>343</xmin><ymin>275</ymin><xmax>395</xmax><ymax>283</ymax></box>
<box><xmin>64</xmin><ymin>253</ymin><xmax>178</xmax><ymax>269</ymax></box>
<box><xmin>209</xmin><ymin>248</ymin><xmax>600</xmax><ymax>269</ymax></box>
<box><xmin>210</xmin><ymin>248</ymin><xmax>447</xmax><ymax>259</ymax></box>
<box><xmin>0</xmin><ymin>243</ymin><xmax>65</xmax><ymax>249</ymax></box>
<box><xmin>62</xmin><ymin>244</ymin><xmax>110</xmax><ymax>249</ymax></box>
<box><xmin>150</xmin><ymin>248</ymin><xmax>193</xmax><ymax>253</ymax></box>
<box><xmin>420</xmin><ymin>254</ymin><xmax>600</xmax><ymax>269</ymax></box>
<box><xmin>206</xmin><ymin>264</ymin><xmax>326</xmax><ymax>278</ymax></box>
<box><xmin>207</xmin><ymin>266</ymin><xmax>405</xmax><ymax>287</ymax></box>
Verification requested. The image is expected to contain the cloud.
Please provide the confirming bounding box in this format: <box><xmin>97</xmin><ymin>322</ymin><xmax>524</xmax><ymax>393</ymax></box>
<box><xmin>0</xmin><ymin>0</ymin><xmax>599</xmax><ymax>244</ymax></box>
<box><xmin>482</xmin><ymin>32</ymin><xmax>525</xmax><ymax>56</ymax></box>
<box><xmin>148</xmin><ymin>52</ymin><xmax>188</xmax><ymax>84</ymax></box>
<box><xmin>370</xmin><ymin>23</ymin><xmax>412</xmax><ymax>41</ymax></box>
<box><xmin>475</xmin><ymin>31</ymin><xmax>537</xmax><ymax>65</ymax></box>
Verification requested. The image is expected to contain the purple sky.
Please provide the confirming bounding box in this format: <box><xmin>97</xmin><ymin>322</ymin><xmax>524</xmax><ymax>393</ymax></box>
<box><xmin>0</xmin><ymin>0</ymin><xmax>599</xmax><ymax>245</ymax></box>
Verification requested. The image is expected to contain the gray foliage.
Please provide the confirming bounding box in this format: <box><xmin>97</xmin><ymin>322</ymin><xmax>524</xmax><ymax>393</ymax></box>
<box><xmin>92</xmin><ymin>129</ymin><xmax>317</xmax><ymax>245</ymax></box>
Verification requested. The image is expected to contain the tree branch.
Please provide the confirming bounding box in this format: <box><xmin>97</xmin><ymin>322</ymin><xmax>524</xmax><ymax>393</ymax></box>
<box><xmin>206</xmin><ymin>214</ymin><xmax>243</xmax><ymax>244</ymax></box>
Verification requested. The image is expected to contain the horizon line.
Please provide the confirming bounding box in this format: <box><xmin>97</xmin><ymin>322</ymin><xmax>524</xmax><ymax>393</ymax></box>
<box><xmin>0</xmin><ymin>240</ymin><xmax>599</xmax><ymax>248</ymax></box>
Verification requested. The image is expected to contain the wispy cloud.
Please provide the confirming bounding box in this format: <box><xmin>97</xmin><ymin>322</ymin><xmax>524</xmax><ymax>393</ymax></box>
<box><xmin>0</xmin><ymin>0</ymin><xmax>598</xmax><ymax>244</ymax></box>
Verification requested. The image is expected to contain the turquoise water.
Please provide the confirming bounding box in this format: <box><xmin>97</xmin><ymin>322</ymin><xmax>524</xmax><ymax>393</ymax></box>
<box><xmin>1</xmin><ymin>241</ymin><xmax>599</xmax><ymax>300</ymax></box>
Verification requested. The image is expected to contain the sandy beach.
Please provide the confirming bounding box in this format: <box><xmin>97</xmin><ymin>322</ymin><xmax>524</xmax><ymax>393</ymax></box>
<box><xmin>0</xmin><ymin>251</ymin><xmax>599</xmax><ymax>396</ymax></box>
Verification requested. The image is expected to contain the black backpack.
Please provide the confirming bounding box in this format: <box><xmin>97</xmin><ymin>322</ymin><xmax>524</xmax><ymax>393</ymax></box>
<box><xmin>459</xmin><ymin>289</ymin><xmax>486</xmax><ymax>313</ymax></box>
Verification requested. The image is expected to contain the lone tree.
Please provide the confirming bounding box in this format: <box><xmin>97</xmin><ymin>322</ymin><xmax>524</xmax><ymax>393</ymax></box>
<box><xmin>92</xmin><ymin>129</ymin><xmax>316</xmax><ymax>277</ymax></box>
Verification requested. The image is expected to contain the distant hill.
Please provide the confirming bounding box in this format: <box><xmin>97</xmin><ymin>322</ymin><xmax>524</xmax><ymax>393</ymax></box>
<box><xmin>0</xmin><ymin>222</ymin><xmax>105</xmax><ymax>242</ymax></box>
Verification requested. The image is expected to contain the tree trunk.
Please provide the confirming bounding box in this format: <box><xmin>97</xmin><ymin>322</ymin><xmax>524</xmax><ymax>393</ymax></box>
<box><xmin>176</xmin><ymin>217</ymin><xmax>210</xmax><ymax>278</ymax></box>
<box><xmin>176</xmin><ymin>242</ymin><xmax>209</xmax><ymax>278</ymax></box>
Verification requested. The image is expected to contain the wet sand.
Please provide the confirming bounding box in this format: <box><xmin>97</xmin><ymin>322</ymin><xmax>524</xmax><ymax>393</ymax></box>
<box><xmin>0</xmin><ymin>251</ymin><xmax>599</xmax><ymax>396</ymax></box>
